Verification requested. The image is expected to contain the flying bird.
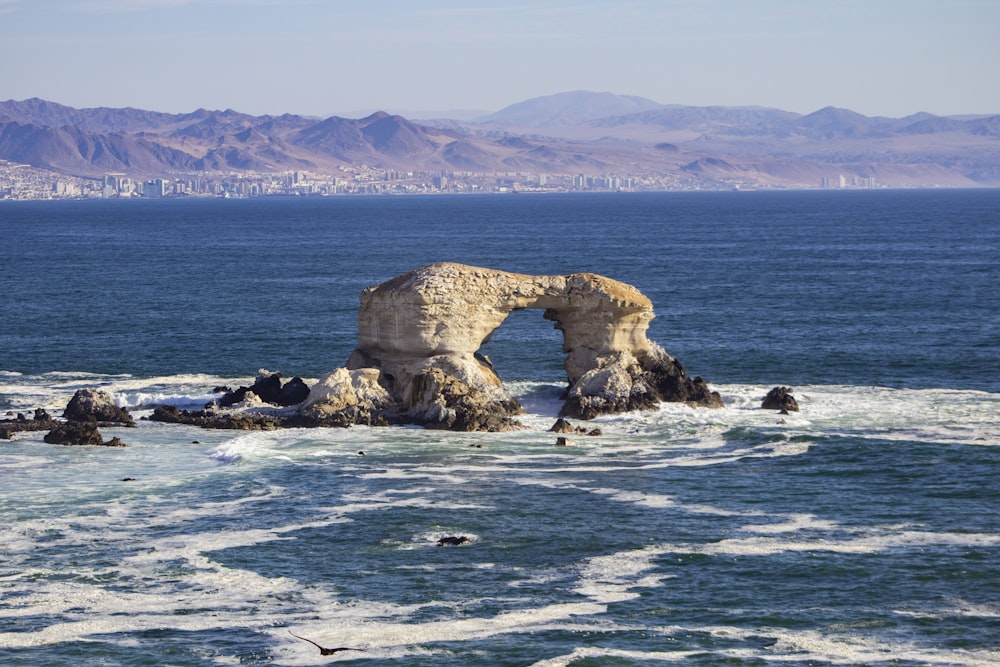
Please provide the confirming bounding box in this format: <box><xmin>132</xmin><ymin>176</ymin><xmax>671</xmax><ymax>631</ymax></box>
<box><xmin>288</xmin><ymin>630</ymin><xmax>365</xmax><ymax>655</ymax></box>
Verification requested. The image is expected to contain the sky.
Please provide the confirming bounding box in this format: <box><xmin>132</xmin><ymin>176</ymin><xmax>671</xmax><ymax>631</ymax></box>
<box><xmin>1</xmin><ymin>0</ymin><xmax>998</xmax><ymax>119</ymax></box>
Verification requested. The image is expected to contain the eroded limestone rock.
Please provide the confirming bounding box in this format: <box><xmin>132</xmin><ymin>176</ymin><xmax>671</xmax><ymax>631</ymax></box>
<box><xmin>303</xmin><ymin>262</ymin><xmax>722</xmax><ymax>430</ymax></box>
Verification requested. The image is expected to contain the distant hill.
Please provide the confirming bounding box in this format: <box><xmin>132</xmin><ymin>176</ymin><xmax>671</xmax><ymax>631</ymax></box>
<box><xmin>2</xmin><ymin>93</ymin><xmax>999</xmax><ymax>188</ymax></box>
<box><xmin>477</xmin><ymin>90</ymin><xmax>665</xmax><ymax>127</ymax></box>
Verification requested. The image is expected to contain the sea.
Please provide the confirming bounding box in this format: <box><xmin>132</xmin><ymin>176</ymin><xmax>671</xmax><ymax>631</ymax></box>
<box><xmin>0</xmin><ymin>190</ymin><xmax>998</xmax><ymax>666</ymax></box>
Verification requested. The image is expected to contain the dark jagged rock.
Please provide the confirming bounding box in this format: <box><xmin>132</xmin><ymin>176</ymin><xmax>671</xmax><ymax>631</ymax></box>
<box><xmin>63</xmin><ymin>388</ymin><xmax>135</xmax><ymax>426</ymax></box>
<box><xmin>248</xmin><ymin>371</ymin><xmax>284</xmax><ymax>404</ymax></box>
<box><xmin>549</xmin><ymin>418</ymin><xmax>575</xmax><ymax>433</ymax></box>
<box><xmin>216</xmin><ymin>371</ymin><xmax>311</xmax><ymax>408</ymax></box>
<box><xmin>555</xmin><ymin>436</ymin><xmax>572</xmax><ymax>446</ymax></box>
<box><xmin>276</xmin><ymin>377</ymin><xmax>310</xmax><ymax>406</ymax></box>
<box><xmin>437</xmin><ymin>535</ymin><xmax>470</xmax><ymax>546</ymax></box>
<box><xmin>762</xmin><ymin>386</ymin><xmax>800</xmax><ymax>412</ymax></box>
<box><xmin>549</xmin><ymin>418</ymin><xmax>603</xmax><ymax>436</ymax></box>
<box><xmin>217</xmin><ymin>386</ymin><xmax>249</xmax><ymax>408</ymax></box>
<box><xmin>216</xmin><ymin>386</ymin><xmax>248</xmax><ymax>407</ymax></box>
<box><xmin>43</xmin><ymin>421</ymin><xmax>125</xmax><ymax>446</ymax></box>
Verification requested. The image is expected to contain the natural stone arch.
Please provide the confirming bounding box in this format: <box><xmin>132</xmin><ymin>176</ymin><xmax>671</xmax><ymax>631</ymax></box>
<box><xmin>302</xmin><ymin>263</ymin><xmax>721</xmax><ymax>431</ymax></box>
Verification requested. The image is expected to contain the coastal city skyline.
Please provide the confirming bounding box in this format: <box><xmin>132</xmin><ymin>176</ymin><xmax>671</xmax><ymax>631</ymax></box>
<box><xmin>1</xmin><ymin>1</ymin><xmax>998</xmax><ymax>119</ymax></box>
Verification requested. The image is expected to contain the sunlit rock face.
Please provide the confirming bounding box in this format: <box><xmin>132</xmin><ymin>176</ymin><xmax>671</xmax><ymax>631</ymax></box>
<box><xmin>303</xmin><ymin>262</ymin><xmax>721</xmax><ymax>431</ymax></box>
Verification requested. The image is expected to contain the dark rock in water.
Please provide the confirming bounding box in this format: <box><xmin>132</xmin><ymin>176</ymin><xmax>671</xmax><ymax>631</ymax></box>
<box><xmin>34</xmin><ymin>408</ymin><xmax>50</xmax><ymax>421</ymax></box>
<box><xmin>248</xmin><ymin>371</ymin><xmax>284</xmax><ymax>405</ymax></box>
<box><xmin>550</xmin><ymin>418</ymin><xmax>603</xmax><ymax>436</ymax></box>
<box><xmin>549</xmin><ymin>418</ymin><xmax>575</xmax><ymax>433</ymax></box>
<box><xmin>212</xmin><ymin>386</ymin><xmax>231</xmax><ymax>394</ymax></box>
<box><xmin>437</xmin><ymin>535</ymin><xmax>470</xmax><ymax>546</ymax></box>
<box><xmin>44</xmin><ymin>421</ymin><xmax>125</xmax><ymax>446</ymax></box>
<box><xmin>555</xmin><ymin>436</ymin><xmax>572</xmax><ymax>446</ymax></box>
<box><xmin>216</xmin><ymin>372</ymin><xmax>311</xmax><ymax>408</ymax></box>
<box><xmin>216</xmin><ymin>386</ymin><xmax>248</xmax><ymax>408</ymax></box>
<box><xmin>63</xmin><ymin>389</ymin><xmax>135</xmax><ymax>426</ymax></box>
<box><xmin>762</xmin><ymin>386</ymin><xmax>799</xmax><ymax>412</ymax></box>
<box><xmin>276</xmin><ymin>377</ymin><xmax>310</xmax><ymax>406</ymax></box>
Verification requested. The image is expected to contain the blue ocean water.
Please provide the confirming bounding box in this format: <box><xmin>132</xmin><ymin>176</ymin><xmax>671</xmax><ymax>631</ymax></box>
<box><xmin>1</xmin><ymin>190</ymin><xmax>998</xmax><ymax>665</ymax></box>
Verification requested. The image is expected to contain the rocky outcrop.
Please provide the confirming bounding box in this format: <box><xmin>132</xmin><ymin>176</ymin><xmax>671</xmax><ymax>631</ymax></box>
<box><xmin>762</xmin><ymin>386</ymin><xmax>800</xmax><ymax>412</ymax></box>
<box><xmin>0</xmin><ymin>392</ymin><xmax>130</xmax><ymax>444</ymax></box>
<box><xmin>64</xmin><ymin>388</ymin><xmax>135</xmax><ymax>426</ymax></box>
<box><xmin>302</xmin><ymin>262</ymin><xmax>721</xmax><ymax>430</ymax></box>
<box><xmin>149</xmin><ymin>405</ymin><xmax>357</xmax><ymax>430</ymax></box>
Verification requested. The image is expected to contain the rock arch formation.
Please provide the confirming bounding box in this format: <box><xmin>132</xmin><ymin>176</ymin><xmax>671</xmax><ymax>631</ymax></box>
<box><xmin>301</xmin><ymin>262</ymin><xmax>721</xmax><ymax>431</ymax></box>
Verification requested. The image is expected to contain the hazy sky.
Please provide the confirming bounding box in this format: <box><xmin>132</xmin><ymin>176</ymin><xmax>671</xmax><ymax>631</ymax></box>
<box><xmin>2</xmin><ymin>0</ymin><xmax>998</xmax><ymax>118</ymax></box>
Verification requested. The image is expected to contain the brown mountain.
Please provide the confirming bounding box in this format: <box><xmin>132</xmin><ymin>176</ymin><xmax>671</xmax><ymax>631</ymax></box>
<box><xmin>0</xmin><ymin>120</ymin><xmax>199</xmax><ymax>174</ymax></box>
<box><xmin>1</xmin><ymin>93</ymin><xmax>999</xmax><ymax>187</ymax></box>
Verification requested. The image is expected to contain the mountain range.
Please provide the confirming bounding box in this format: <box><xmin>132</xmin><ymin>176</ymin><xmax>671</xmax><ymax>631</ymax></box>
<box><xmin>2</xmin><ymin>91</ymin><xmax>999</xmax><ymax>188</ymax></box>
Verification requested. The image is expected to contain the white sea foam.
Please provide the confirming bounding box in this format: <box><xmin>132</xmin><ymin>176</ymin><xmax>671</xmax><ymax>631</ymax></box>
<box><xmin>271</xmin><ymin>601</ymin><xmax>609</xmax><ymax>664</ymax></box>
<box><xmin>714</xmin><ymin>383</ymin><xmax>1000</xmax><ymax>447</ymax></box>
<box><xmin>590</xmin><ymin>487</ymin><xmax>677</xmax><ymax>508</ymax></box>
<box><xmin>575</xmin><ymin>546</ymin><xmax>675</xmax><ymax>604</ymax></box>
<box><xmin>760</xmin><ymin>626</ymin><xmax>1000</xmax><ymax>665</ymax></box>
<box><xmin>894</xmin><ymin>599</ymin><xmax>1000</xmax><ymax>620</ymax></box>
<box><xmin>529</xmin><ymin>646</ymin><xmax>698</xmax><ymax>666</ymax></box>
<box><xmin>739</xmin><ymin>513</ymin><xmax>841</xmax><ymax>534</ymax></box>
<box><xmin>648</xmin><ymin>528</ymin><xmax>1000</xmax><ymax>558</ymax></box>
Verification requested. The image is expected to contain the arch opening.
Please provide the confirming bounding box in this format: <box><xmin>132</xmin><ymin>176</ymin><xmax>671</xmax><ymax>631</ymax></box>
<box><xmin>477</xmin><ymin>307</ymin><xmax>566</xmax><ymax>385</ymax></box>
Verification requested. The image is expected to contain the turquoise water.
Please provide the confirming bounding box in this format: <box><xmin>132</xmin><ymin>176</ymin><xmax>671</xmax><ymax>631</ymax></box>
<box><xmin>1</xmin><ymin>191</ymin><xmax>998</xmax><ymax>665</ymax></box>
